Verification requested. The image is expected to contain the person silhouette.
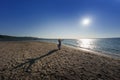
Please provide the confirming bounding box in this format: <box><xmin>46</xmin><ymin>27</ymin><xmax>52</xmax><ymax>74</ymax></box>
<box><xmin>58</xmin><ymin>39</ymin><xmax>62</xmax><ymax>50</ymax></box>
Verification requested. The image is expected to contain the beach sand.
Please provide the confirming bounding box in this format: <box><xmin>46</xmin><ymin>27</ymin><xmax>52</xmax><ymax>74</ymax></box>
<box><xmin>0</xmin><ymin>41</ymin><xmax>120</xmax><ymax>80</ymax></box>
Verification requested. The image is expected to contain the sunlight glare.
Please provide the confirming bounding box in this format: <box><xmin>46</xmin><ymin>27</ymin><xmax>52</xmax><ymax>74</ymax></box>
<box><xmin>77</xmin><ymin>39</ymin><xmax>94</xmax><ymax>49</ymax></box>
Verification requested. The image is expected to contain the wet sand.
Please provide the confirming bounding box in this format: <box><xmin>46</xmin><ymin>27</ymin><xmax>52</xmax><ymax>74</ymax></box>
<box><xmin>0</xmin><ymin>41</ymin><xmax>120</xmax><ymax>80</ymax></box>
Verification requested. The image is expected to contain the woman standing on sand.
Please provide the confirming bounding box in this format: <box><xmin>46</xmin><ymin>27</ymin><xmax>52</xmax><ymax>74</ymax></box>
<box><xmin>58</xmin><ymin>39</ymin><xmax>62</xmax><ymax>50</ymax></box>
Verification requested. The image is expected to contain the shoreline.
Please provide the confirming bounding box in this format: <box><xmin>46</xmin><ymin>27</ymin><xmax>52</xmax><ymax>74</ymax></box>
<box><xmin>63</xmin><ymin>44</ymin><xmax>120</xmax><ymax>60</ymax></box>
<box><xmin>1</xmin><ymin>40</ymin><xmax>120</xmax><ymax>59</ymax></box>
<box><xmin>1</xmin><ymin>39</ymin><xmax>120</xmax><ymax>59</ymax></box>
<box><xmin>35</xmin><ymin>40</ymin><xmax>120</xmax><ymax>59</ymax></box>
<box><xmin>0</xmin><ymin>40</ymin><xmax>120</xmax><ymax>59</ymax></box>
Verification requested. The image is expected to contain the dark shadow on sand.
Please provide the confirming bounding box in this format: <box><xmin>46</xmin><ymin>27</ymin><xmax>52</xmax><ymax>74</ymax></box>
<box><xmin>11</xmin><ymin>49</ymin><xmax>58</xmax><ymax>73</ymax></box>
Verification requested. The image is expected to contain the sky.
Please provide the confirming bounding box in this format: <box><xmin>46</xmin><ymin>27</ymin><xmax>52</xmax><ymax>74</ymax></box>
<box><xmin>0</xmin><ymin>0</ymin><xmax>120</xmax><ymax>38</ymax></box>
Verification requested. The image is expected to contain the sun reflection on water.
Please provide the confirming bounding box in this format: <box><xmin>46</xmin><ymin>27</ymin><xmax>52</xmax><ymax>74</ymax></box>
<box><xmin>77</xmin><ymin>39</ymin><xmax>95</xmax><ymax>49</ymax></box>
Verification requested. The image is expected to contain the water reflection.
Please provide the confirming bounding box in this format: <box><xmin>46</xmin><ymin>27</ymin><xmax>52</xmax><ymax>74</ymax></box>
<box><xmin>77</xmin><ymin>39</ymin><xmax>95</xmax><ymax>49</ymax></box>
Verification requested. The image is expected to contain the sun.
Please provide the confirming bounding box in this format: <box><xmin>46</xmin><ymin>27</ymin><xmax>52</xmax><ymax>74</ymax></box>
<box><xmin>81</xmin><ymin>18</ymin><xmax>91</xmax><ymax>26</ymax></box>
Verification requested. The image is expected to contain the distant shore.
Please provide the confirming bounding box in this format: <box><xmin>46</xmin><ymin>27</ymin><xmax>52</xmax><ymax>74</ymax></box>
<box><xmin>0</xmin><ymin>41</ymin><xmax>120</xmax><ymax>80</ymax></box>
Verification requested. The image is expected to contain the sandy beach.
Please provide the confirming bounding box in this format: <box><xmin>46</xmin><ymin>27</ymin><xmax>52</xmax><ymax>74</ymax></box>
<box><xmin>0</xmin><ymin>41</ymin><xmax>120</xmax><ymax>80</ymax></box>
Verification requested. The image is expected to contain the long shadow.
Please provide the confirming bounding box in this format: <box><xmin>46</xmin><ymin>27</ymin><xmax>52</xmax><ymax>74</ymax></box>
<box><xmin>11</xmin><ymin>49</ymin><xmax>58</xmax><ymax>73</ymax></box>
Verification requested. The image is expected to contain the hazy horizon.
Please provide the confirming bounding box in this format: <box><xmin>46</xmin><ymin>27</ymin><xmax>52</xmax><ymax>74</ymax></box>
<box><xmin>1</xmin><ymin>34</ymin><xmax>120</xmax><ymax>39</ymax></box>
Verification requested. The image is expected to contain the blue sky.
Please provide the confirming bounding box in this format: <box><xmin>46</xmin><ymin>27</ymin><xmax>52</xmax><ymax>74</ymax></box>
<box><xmin>0</xmin><ymin>0</ymin><xmax>120</xmax><ymax>38</ymax></box>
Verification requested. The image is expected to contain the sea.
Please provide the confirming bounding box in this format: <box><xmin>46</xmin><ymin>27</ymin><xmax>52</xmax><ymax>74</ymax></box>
<box><xmin>38</xmin><ymin>38</ymin><xmax>120</xmax><ymax>58</ymax></box>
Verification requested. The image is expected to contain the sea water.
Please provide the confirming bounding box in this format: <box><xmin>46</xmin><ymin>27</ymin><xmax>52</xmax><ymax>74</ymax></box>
<box><xmin>39</xmin><ymin>38</ymin><xmax>120</xmax><ymax>58</ymax></box>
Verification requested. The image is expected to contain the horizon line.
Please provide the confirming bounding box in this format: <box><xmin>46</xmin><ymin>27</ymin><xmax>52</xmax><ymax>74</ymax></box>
<box><xmin>0</xmin><ymin>34</ymin><xmax>120</xmax><ymax>39</ymax></box>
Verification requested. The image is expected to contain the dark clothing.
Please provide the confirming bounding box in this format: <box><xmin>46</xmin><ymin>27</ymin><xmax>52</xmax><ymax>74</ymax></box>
<box><xmin>58</xmin><ymin>39</ymin><xmax>61</xmax><ymax>50</ymax></box>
